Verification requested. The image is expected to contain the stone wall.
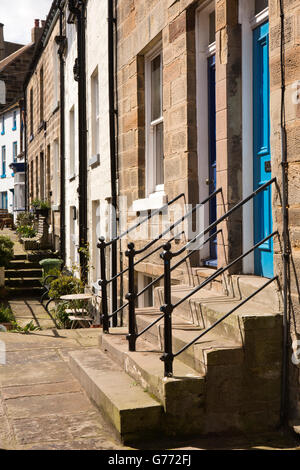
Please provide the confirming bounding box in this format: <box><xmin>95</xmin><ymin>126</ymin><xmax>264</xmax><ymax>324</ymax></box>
<box><xmin>116</xmin><ymin>0</ymin><xmax>243</xmax><ymax>285</ymax></box>
<box><xmin>269</xmin><ymin>0</ymin><xmax>300</xmax><ymax>421</ymax></box>
<box><xmin>26</xmin><ymin>18</ymin><xmax>61</xmax><ymax>250</ymax></box>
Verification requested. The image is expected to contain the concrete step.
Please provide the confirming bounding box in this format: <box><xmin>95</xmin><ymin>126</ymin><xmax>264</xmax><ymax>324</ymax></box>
<box><xmin>99</xmin><ymin>329</ymin><xmax>207</xmax><ymax>436</ymax></box>
<box><xmin>7</xmin><ymin>260</ymin><xmax>42</xmax><ymax>270</ymax></box>
<box><xmin>194</xmin><ymin>267</ymin><xmax>228</xmax><ymax>294</ymax></box>
<box><xmin>68</xmin><ymin>348</ymin><xmax>163</xmax><ymax>444</ymax></box>
<box><xmin>13</xmin><ymin>254</ymin><xmax>27</xmax><ymax>261</ymax></box>
<box><xmin>5</xmin><ymin>269</ymin><xmax>43</xmax><ymax>279</ymax></box>
<box><xmin>135</xmin><ymin>308</ymin><xmax>243</xmax><ymax>373</ymax></box>
<box><xmin>5</xmin><ymin>278</ymin><xmax>42</xmax><ymax>288</ymax></box>
<box><xmin>154</xmin><ymin>284</ymin><xmax>281</xmax><ymax>343</ymax></box>
<box><xmin>230</xmin><ymin>275</ymin><xmax>282</xmax><ymax>311</ymax></box>
<box><xmin>5</xmin><ymin>286</ymin><xmax>44</xmax><ymax>298</ymax></box>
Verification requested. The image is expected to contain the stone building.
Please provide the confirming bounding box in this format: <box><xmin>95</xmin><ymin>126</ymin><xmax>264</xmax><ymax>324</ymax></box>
<box><xmin>25</xmin><ymin>9</ymin><xmax>61</xmax><ymax>251</ymax></box>
<box><xmin>0</xmin><ymin>22</ymin><xmax>39</xmax><ymax>216</ymax></box>
<box><xmin>99</xmin><ymin>0</ymin><xmax>300</xmax><ymax>432</ymax></box>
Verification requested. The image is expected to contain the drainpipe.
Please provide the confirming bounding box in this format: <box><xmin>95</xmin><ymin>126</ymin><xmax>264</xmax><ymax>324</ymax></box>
<box><xmin>56</xmin><ymin>0</ymin><xmax>66</xmax><ymax>264</ymax></box>
<box><xmin>69</xmin><ymin>0</ymin><xmax>88</xmax><ymax>282</ymax></box>
<box><xmin>108</xmin><ymin>0</ymin><xmax>118</xmax><ymax>326</ymax></box>
<box><xmin>279</xmin><ymin>0</ymin><xmax>290</xmax><ymax>426</ymax></box>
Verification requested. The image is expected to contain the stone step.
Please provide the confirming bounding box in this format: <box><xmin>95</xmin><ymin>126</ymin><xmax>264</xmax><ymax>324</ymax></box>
<box><xmin>230</xmin><ymin>275</ymin><xmax>282</xmax><ymax>311</ymax></box>
<box><xmin>5</xmin><ymin>278</ymin><xmax>42</xmax><ymax>288</ymax></box>
<box><xmin>99</xmin><ymin>329</ymin><xmax>207</xmax><ymax>436</ymax></box>
<box><xmin>155</xmin><ymin>284</ymin><xmax>280</xmax><ymax>343</ymax></box>
<box><xmin>8</xmin><ymin>260</ymin><xmax>42</xmax><ymax>270</ymax></box>
<box><xmin>13</xmin><ymin>254</ymin><xmax>27</xmax><ymax>261</ymax></box>
<box><xmin>68</xmin><ymin>348</ymin><xmax>163</xmax><ymax>444</ymax></box>
<box><xmin>5</xmin><ymin>287</ymin><xmax>44</xmax><ymax>298</ymax></box>
<box><xmin>5</xmin><ymin>269</ymin><xmax>43</xmax><ymax>279</ymax></box>
<box><xmin>135</xmin><ymin>309</ymin><xmax>243</xmax><ymax>373</ymax></box>
<box><xmin>194</xmin><ymin>267</ymin><xmax>228</xmax><ymax>294</ymax></box>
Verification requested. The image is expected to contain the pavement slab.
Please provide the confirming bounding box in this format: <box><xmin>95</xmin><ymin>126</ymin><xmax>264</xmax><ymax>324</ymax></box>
<box><xmin>5</xmin><ymin>392</ymin><xmax>94</xmax><ymax>419</ymax></box>
<box><xmin>0</xmin><ymin>326</ymin><xmax>300</xmax><ymax>450</ymax></box>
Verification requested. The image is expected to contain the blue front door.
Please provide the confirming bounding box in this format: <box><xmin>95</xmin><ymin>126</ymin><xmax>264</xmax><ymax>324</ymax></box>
<box><xmin>207</xmin><ymin>54</ymin><xmax>217</xmax><ymax>265</ymax></box>
<box><xmin>253</xmin><ymin>21</ymin><xmax>273</xmax><ymax>278</ymax></box>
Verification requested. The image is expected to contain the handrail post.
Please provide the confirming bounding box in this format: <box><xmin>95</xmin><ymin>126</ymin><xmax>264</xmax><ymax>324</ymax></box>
<box><xmin>98</xmin><ymin>237</ymin><xmax>109</xmax><ymax>334</ymax></box>
<box><xmin>125</xmin><ymin>243</ymin><xmax>137</xmax><ymax>351</ymax></box>
<box><xmin>160</xmin><ymin>242</ymin><xmax>174</xmax><ymax>377</ymax></box>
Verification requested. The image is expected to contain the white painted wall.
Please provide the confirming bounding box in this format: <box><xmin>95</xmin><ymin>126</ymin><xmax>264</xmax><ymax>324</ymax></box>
<box><xmin>64</xmin><ymin>0</ymin><xmax>111</xmax><ymax>283</ymax></box>
<box><xmin>0</xmin><ymin>107</ymin><xmax>22</xmax><ymax>215</ymax></box>
<box><xmin>86</xmin><ymin>0</ymin><xmax>111</xmax><ymax>284</ymax></box>
<box><xmin>64</xmin><ymin>11</ymin><xmax>80</xmax><ymax>269</ymax></box>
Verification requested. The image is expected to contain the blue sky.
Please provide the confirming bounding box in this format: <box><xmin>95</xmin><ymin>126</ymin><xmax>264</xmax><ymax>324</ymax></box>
<box><xmin>0</xmin><ymin>0</ymin><xmax>53</xmax><ymax>45</ymax></box>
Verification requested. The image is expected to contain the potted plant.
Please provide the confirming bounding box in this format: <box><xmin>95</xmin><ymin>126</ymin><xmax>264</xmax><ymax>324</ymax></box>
<box><xmin>0</xmin><ymin>236</ymin><xmax>14</xmax><ymax>287</ymax></box>
<box><xmin>31</xmin><ymin>199</ymin><xmax>50</xmax><ymax>218</ymax></box>
<box><xmin>0</xmin><ymin>303</ymin><xmax>14</xmax><ymax>330</ymax></box>
<box><xmin>31</xmin><ymin>198</ymin><xmax>41</xmax><ymax>214</ymax></box>
<box><xmin>38</xmin><ymin>200</ymin><xmax>51</xmax><ymax>218</ymax></box>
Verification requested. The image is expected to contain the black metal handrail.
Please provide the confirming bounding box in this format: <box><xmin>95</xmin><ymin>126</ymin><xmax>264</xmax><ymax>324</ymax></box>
<box><xmin>131</xmin><ymin>230</ymin><xmax>222</xmax><ymax>346</ymax></box>
<box><xmin>125</xmin><ymin>190</ymin><xmax>222</xmax><ymax>350</ymax></box>
<box><xmin>97</xmin><ymin>192</ymin><xmax>186</xmax><ymax>332</ymax></box>
<box><xmin>98</xmin><ymin>188</ymin><xmax>222</xmax><ymax>334</ymax></box>
<box><xmin>102</xmin><ymin>192</ymin><xmax>186</xmax><ymax>248</ymax></box>
<box><xmin>160</xmin><ymin>230</ymin><xmax>279</xmax><ymax>376</ymax></box>
<box><xmin>101</xmin><ymin>232</ymin><xmax>184</xmax><ymax>324</ymax></box>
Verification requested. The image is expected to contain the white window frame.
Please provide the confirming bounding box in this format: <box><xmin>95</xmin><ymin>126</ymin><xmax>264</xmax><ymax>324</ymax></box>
<box><xmin>69</xmin><ymin>106</ymin><xmax>75</xmax><ymax>178</ymax></box>
<box><xmin>239</xmin><ymin>0</ymin><xmax>269</xmax><ymax>274</ymax></box>
<box><xmin>53</xmin><ymin>139</ymin><xmax>60</xmax><ymax>207</ymax></box>
<box><xmin>145</xmin><ymin>45</ymin><xmax>164</xmax><ymax>197</ymax></box>
<box><xmin>91</xmin><ymin>68</ymin><xmax>100</xmax><ymax>157</ymax></box>
<box><xmin>53</xmin><ymin>42</ymin><xmax>59</xmax><ymax>110</ymax></box>
<box><xmin>195</xmin><ymin>1</ymin><xmax>216</xmax><ymax>261</ymax></box>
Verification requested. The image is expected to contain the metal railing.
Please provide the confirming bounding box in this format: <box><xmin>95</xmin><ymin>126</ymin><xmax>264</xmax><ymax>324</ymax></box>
<box><xmin>98</xmin><ymin>177</ymin><xmax>278</xmax><ymax>377</ymax></box>
<box><xmin>97</xmin><ymin>191</ymin><xmax>186</xmax><ymax>333</ymax></box>
<box><xmin>98</xmin><ymin>188</ymin><xmax>222</xmax><ymax>334</ymax></box>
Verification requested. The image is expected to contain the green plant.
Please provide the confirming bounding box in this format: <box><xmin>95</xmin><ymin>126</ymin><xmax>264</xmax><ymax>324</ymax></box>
<box><xmin>31</xmin><ymin>198</ymin><xmax>41</xmax><ymax>209</ymax></box>
<box><xmin>0</xmin><ymin>236</ymin><xmax>14</xmax><ymax>267</ymax></box>
<box><xmin>52</xmin><ymin>302</ymin><xmax>73</xmax><ymax>329</ymax></box>
<box><xmin>0</xmin><ymin>304</ymin><xmax>14</xmax><ymax>323</ymax></box>
<box><xmin>11</xmin><ymin>320</ymin><xmax>40</xmax><ymax>333</ymax></box>
<box><xmin>40</xmin><ymin>201</ymin><xmax>50</xmax><ymax>210</ymax></box>
<box><xmin>16</xmin><ymin>225</ymin><xmax>37</xmax><ymax>238</ymax></box>
<box><xmin>48</xmin><ymin>272</ymin><xmax>84</xmax><ymax>300</ymax></box>
<box><xmin>16</xmin><ymin>212</ymin><xmax>34</xmax><ymax>228</ymax></box>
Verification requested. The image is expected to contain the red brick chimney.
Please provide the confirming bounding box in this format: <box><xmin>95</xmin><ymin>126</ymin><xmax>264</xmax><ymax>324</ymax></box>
<box><xmin>31</xmin><ymin>19</ymin><xmax>43</xmax><ymax>45</ymax></box>
<box><xmin>0</xmin><ymin>23</ymin><xmax>5</xmax><ymax>61</ymax></box>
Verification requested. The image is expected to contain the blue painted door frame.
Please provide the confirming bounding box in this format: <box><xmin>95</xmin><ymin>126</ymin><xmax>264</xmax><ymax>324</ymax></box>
<box><xmin>253</xmin><ymin>21</ymin><xmax>273</xmax><ymax>278</ymax></box>
<box><xmin>207</xmin><ymin>54</ymin><xmax>217</xmax><ymax>265</ymax></box>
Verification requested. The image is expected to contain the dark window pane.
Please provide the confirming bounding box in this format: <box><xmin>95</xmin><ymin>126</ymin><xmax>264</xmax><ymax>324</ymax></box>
<box><xmin>151</xmin><ymin>54</ymin><xmax>161</xmax><ymax>121</ymax></box>
<box><xmin>209</xmin><ymin>12</ymin><xmax>215</xmax><ymax>44</ymax></box>
<box><xmin>255</xmin><ymin>0</ymin><xmax>268</xmax><ymax>14</ymax></box>
<box><xmin>155</xmin><ymin>121</ymin><xmax>164</xmax><ymax>185</ymax></box>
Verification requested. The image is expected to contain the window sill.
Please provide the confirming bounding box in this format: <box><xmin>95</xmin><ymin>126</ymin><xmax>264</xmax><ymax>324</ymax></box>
<box><xmin>69</xmin><ymin>173</ymin><xmax>77</xmax><ymax>182</ymax></box>
<box><xmin>89</xmin><ymin>154</ymin><xmax>100</xmax><ymax>168</ymax></box>
<box><xmin>52</xmin><ymin>204</ymin><xmax>60</xmax><ymax>212</ymax></box>
<box><xmin>132</xmin><ymin>191</ymin><xmax>167</xmax><ymax>212</ymax></box>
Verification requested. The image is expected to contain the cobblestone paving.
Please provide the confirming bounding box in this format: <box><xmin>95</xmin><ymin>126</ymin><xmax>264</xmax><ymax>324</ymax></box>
<box><xmin>1</xmin><ymin>329</ymin><xmax>300</xmax><ymax>451</ymax></box>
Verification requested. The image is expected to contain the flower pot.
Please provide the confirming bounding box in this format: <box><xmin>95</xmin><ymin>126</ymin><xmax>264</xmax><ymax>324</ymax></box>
<box><xmin>36</xmin><ymin>208</ymin><xmax>49</xmax><ymax>218</ymax></box>
<box><xmin>0</xmin><ymin>322</ymin><xmax>13</xmax><ymax>331</ymax></box>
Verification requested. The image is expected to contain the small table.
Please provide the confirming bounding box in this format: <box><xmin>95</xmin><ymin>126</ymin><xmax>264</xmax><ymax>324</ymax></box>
<box><xmin>60</xmin><ymin>293</ymin><xmax>94</xmax><ymax>328</ymax></box>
